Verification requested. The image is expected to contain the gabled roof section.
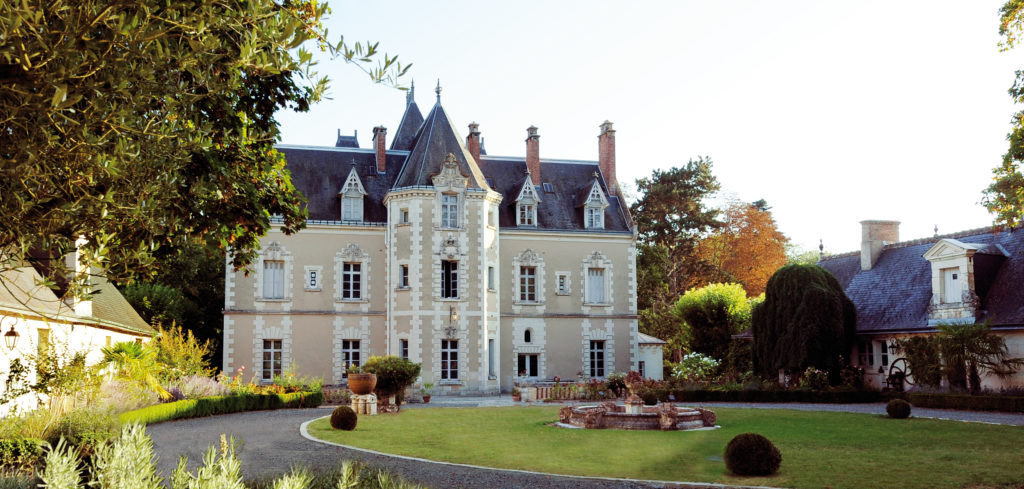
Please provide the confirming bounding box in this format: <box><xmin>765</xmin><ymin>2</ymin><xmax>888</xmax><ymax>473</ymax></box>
<box><xmin>393</xmin><ymin>100</ymin><xmax>489</xmax><ymax>190</ymax></box>
<box><xmin>819</xmin><ymin>227</ymin><xmax>1024</xmax><ymax>332</ymax></box>
<box><xmin>338</xmin><ymin>166</ymin><xmax>368</xmax><ymax>196</ymax></box>
<box><xmin>514</xmin><ymin>176</ymin><xmax>541</xmax><ymax>203</ymax></box>
<box><xmin>390</xmin><ymin>99</ymin><xmax>424</xmax><ymax>151</ymax></box>
<box><xmin>923</xmin><ymin>238</ymin><xmax>1008</xmax><ymax>260</ymax></box>
<box><xmin>579</xmin><ymin>178</ymin><xmax>609</xmax><ymax>208</ymax></box>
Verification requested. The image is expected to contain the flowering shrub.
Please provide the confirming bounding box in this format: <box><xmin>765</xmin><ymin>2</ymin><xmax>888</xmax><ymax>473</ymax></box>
<box><xmin>798</xmin><ymin>367</ymin><xmax>830</xmax><ymax>391</ymax></box>
<box><xmin>172</xmin><ymin>374</ymin><xmax>230</xmax><ymax>399</ymax></box>
<box><xmin>672</xmin><ymin>353</ymin><xmax>721</xmax><ymax>382</ymax></box>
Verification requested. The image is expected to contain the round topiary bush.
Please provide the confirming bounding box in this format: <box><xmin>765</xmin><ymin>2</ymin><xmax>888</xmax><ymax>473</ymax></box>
<box><xmin>330</xmin><ymin>405</ymin><xmax>358</xmax><ymax>431</ymax></box>
<box><xmin>724</xmin><ymin>433</ymin><xmax>782</xmax><ymax>476</ymax></box>
<box><xmin>886</xmin><ymin>398</ymin><xmax>912</xmax><ymax>419</ymax></box>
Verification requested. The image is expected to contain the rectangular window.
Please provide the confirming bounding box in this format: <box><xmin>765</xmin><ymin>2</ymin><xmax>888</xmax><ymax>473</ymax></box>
<box><xmin>342</xmin><ymin>262</ymin><xmax>361</xmax><ymax>300</ymax></box>
<box><xmin>399</xmin><ymin>265</ymin><xmax>409</xmax><ymax>288</ymax></box>
<box><xmin>942</xmin><ymin>267</ymin><xmax>961</xmax><ymax>303</ymax></box>
<box><xmin>441</xmin><ymin>194</ymin><xmax>458</xmax><ymax>228</ymax></box>
<box><xmin>305</xmin><ymin>267</ymin><xmax>321</xmax><ymax>291</ymax></box>
<box><xmin>488</xmin><ymin>338</ymin><xmax>496</xmax><ymax>378</ymax></box>
<box><xmin>487</xmin><ymin>266</ymin><xmax>495</xmax><ymax>290</ymax></box>
<box><xmin>518</xmin><ymin>354</ymin><xmax>539</xmax><ymax>377</ymax></box>
<box><xmin>859</xmin><ymin>341</ymin><xmax>874</xmax><ymax>367</ymax></box>
<box><xmin>519</xmin><ymin>266</ymin><xmax>537</xmax><ymax>302</ymax></box>
<box><xmin>262</xmin><ymin>339</ymin><xmax>283</xmax><ymax>381</ymax></box>
<box><xmin>263</xmin><ymin>260</ymin><xmax>285</xmax><ymax>299</ymax></box>
<box><xmin>879</xmin><ymin>341</ymin><xmax>889</xmax><ymax>367</ymax></box>
<box><xmin>639</xmin><ymin>360</ymin><xmax>646</xmax><ymax>378</ymax></box>
<box><xmin>342</xmin><ymin>196</ymin><xmax>363</xmax><ymax>222</ymax></box>
<box><xmin>556</xmin><ymin>273</ymin><xmax>568</xmax><ymax>295</ymax></box>
<box><xmin>400</xmin><ymin>339</ymin><xmax>409</xmax><ymax>361</ymax></box>
<box><xmin>587</xmin><ymin>268</ymin><xmax>605</xmax><ymax>304</ymax></box>
<box><xmin>441</xmin><ymin>339</ymin><xmax>459</xmax><ymax>380</ymax></box>
<box><xmin>342</xmin><ymin>340</ymin><xmax>360</xmax><ymax>378</ymax></box>
<box><xmin>586</xmin><ymin>207</ymin><xmax>603</xmax><ymax>229</ymax></box>
<box><xmin>518</xmin><ymin>204</ymin><xmax>535</xmax><ymax>226</ymax></box>
<box><xmin>400</xmin><ymin>208</ymin><xmax>409</xmax><ymax>224</ymax></box>
<box><xmin>589</xmin><ymin>340</ymin><xmax>605</xmax><ymax>377</ymax></box>
<box><xmin>441</xmin><ymin>260</ymin><xmax>458</xmax><ymax>299</ymax></box>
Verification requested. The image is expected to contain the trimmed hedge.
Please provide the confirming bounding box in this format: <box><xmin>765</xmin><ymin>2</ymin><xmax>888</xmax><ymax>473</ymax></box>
<box><xmin>903</xmin><ymin>393</ymin><xmax>1024</xmax><ymax>413</ymax></box>
<box><xmin>664</xmin><ymin>389</ymin><xmax>883</xmax><ymax>404</ymax></box>
<box><xmin>0</xmin><ymin>437</ymin><xmax>44</xmax><ymax>473</ymax></box>
<box><xmin>119</xmin><ymin>391</ymin><xmax>323</xmax><ymax>425</ymax></box>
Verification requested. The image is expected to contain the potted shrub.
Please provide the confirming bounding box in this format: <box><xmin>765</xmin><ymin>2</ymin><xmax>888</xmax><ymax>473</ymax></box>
<box><xmin>420</xmin><ymin>382</ymin><xmax>434</xmax><ymax>403</ymax></box>
<box><xmin>362</xmin><ymin>355</ymin><xmax>421</xmax><ymax>411</ymax></box>
<box><xmin>511</xmin><ymin>387</ymin><xmax>522</xmax><ymax>402</ymax></box>
<box><xmin>346</xmin><ymin>365</ymin><xmax>377</xmax><ymax>396</ymax></box>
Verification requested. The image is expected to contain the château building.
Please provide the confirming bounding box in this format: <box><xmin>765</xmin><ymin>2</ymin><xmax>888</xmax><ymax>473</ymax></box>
<box><xmin>222</xmin><ymin>85</ymin><xmax>648</xmax><ymax>394</ymax></box>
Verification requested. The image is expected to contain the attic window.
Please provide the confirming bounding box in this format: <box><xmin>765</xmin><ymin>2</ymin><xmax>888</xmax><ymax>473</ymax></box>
<box><xmin>542</xmin><ymin>183</ymin><xmax>554</xmax><ymax>193</ymax></box>
<box><xmin>583</xmin><ymin>180</ymin><xmax>609</xmax><ymax>230</ymax></box>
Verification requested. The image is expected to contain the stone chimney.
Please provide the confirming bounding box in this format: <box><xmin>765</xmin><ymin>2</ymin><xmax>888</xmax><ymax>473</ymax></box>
<box><xmin>598</xmin><ymin>121</ymin><xmax>616</xmax><ymax>193</ymax></box>
<box><xmin>373</xmin><ymin>126</ymin><xmax>387</xmax><ymax>173</ymax></box>
<box><xmin>860</xmin><ymin>220</ymin><xmax>900</xmax><ymax>270</ymax></box>
<box><xmin>467</xmin><ymin>122</ymin><xmax>481</xmax><ymax>164</ymax></box>
<box><xmin>526</xmin><ymin>125</ymin><xmax>540</xmax><ymax>185</ymax></box>
<box><xmin>68</xmin><ymin>236</ymin><xmax>92</xmax><ymax>316</ymax></box>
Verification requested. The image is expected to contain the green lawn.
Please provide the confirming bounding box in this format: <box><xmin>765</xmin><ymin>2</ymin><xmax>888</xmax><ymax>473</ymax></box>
<box><xmin>306</xmin><ymin>406</ymin><xmax>1024</xmax><ymax>489</ymax></box>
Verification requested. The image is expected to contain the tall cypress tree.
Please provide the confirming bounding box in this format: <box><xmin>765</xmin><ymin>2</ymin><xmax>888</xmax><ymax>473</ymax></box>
<box><xmin>752</xmin><ymin>264</ymin><xmax>856</xmax><ymax>379</ymax></box>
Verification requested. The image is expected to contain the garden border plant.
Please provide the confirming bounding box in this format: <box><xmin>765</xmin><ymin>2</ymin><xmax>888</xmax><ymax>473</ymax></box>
<box><xmin>119</xmin><ymin>391</ymin><xmax>323</xmax><ymax>425</ymax></box>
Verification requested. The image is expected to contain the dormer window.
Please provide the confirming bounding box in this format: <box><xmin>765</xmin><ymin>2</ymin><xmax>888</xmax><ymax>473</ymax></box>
<box><xmin>515</xmin><ymin>178</ymin><xmax>541</xmax><ymax>227</ymax></box>
<box><xmin>519</xmin><ymin>204</ymin><xmax>536</xmax><ymax>226</ymax></box>
<box><xmin>582</xmin><ymin>179</ymin><xmax>609</xmax><ymax>229</ymax></box>
<box><xmin>338</xmin><ymin>167</ymin><xmax>367</xmax><ymax>223</ymax></box>
<box><xmin>922</xmin><ymin>238</ymin><xmax>1007</xmax><ymax>325</ymax></box>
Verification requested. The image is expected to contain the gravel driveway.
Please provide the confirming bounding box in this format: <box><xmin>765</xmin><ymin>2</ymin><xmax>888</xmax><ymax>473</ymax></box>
<box><xmin>147</xmin><ymin>400</ymin><xmax>1024</xmax><ymax>489</ymax></box>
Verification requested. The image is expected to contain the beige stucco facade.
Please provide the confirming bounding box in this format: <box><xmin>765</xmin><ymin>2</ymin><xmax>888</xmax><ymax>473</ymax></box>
<box><xmin>223</xmin><ymin>172</ymin><xmax>639</xmax><ymax>394</ymax></box>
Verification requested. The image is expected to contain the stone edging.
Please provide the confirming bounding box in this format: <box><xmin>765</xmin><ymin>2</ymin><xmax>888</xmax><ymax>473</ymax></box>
<box><xmin>299</xmin><ymin>415</ymin><xmax>777</xmax><ymax>489</ymax></box>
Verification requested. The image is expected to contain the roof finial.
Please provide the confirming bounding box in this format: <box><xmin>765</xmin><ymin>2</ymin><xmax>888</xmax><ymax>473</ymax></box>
<box><xmin>435</xmin><ymin>79</ymin><xmax>442</xmax><ymax>102</ymax></box>
<box><xmin>592</xmin><ymin>171</ymin><xmax>600</xmax><ymax>179</ymax></box>
<box><xmin>819</xmin><ymin>239</ymin><xmax>824</xmax><ymax>260</ymax></box>
<box><xmin>406</xmin><ymin>79</ymin><xmax>415</xmax><ymax>106</ymax></box>
<box><xmin>934</xmin><ymin>224</ymin><xmax>938</xmax><ymax>237</ymax></box>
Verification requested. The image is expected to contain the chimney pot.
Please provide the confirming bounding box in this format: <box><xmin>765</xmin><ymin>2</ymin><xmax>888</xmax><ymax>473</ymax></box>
<box><xmin>467</xmin><ymin>122</ymin><xmax>482</xmax><ymax>165</ymax></box>
<box><xmin>860</xmin><ymin>220</ymin><xmax>900</xmax><ymax>270</ymax></box>
<box><xmin>373</xmin><ymin>126</ymin><xmax>387</xmax><ymax>173</ymax></box>
<box><xmin>526</xmin><ymin>126</ymin><xmax>540</xmax><ymax>185</ymax></box>
<box><xmin>598</xmin><ymin>120</ymin><xmax>617</xmax><ymax>193</ymax></box>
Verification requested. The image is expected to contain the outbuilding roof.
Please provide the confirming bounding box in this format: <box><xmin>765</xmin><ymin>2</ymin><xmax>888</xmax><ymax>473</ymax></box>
<box><xmin>818</xmin><ymin>227</ymin><xmax>1024</xmax><ymax>333</ymax></box>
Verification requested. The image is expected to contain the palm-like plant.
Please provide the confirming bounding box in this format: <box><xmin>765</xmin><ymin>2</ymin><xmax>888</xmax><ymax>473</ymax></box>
<box><xmin>935</xmin><ymin>322</ymin><xmax>1024</xmax><ymax>393</ymax></box>
<box><xmin>101</xmin><ymin>342</ymin><xmax>172</xmax><ymax>400</ymax></box>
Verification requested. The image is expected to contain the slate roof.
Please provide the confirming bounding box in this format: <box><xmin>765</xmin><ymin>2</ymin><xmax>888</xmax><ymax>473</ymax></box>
<box><xmin>277</xmin><ymin>94</ymin><xmax>633</xmax><ymax>234</ymax></box>
<box><xmin>0</xmin><ymin>260</ymin><xmax>154</xmax><ymax>336</ymax></box>
<box><xmin>638</xmin><ymin>333</ymin><xmax>667</xmax><ymax>344</ymax></box>
<box><xmin>394</xmin><ymin>100</ymin><xmax>489</xmax><ymax>190</ymax></box>
<box><xmin>818</xmin><ymin>227</ymin><xmax>1024</xmax><ymax>333</ymax></box>
<box><xmin>390</xmin><ymin>101</ymin><xmax>424</xmax><ymax>151</ymax></box>
<box><xmin>334</xmin><ymin>130</ymin><xmax>359</xmax><ymax>148</ymax></box>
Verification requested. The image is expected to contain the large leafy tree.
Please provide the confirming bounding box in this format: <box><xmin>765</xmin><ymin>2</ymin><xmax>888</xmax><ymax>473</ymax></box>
<box><xmin>631</xmin><ymin>159</ymin><xmax>721</xmax><ymax>349</ymax></box>
<box><xmin>696</xmin><ymin>199</ymin><xmax>789</xmax><ymax>297</ymax></box>
<box><xmin>751</xmin><ymin>264</ymin><xmax>856</xmax><ymax>380</ymax></box>
<box><xmin>673</xmin><ymin>282</ymin><xmax>755</xmax><ymax>362</ymax></box>
<box><xmin>984</xmin><ymin>1</ymin><xmax>1024</xmax><ymax>227</ymax></box>
<box><xmin>0</xmin><ymin>0</ymin><xmax>407</xmax><ymax>305</ymax></box>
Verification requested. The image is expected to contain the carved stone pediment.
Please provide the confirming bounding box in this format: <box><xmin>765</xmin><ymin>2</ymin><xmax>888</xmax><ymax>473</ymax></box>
<box><xmin>518</xmin><ymin>249</ymin><xmax>542</xmax><ymax>266</ymax></box>
<box><xmin>264</xmin><ymin>242</ymin><xmax>286</xmax><ymax>260</ymax></box>
<box><xmin>441</xmin><ymin>234</ymin><xmax>460</xmax><ymax>259</ymax></box>
<box><xmin>431</xmin><ymin>153</ymin><xmax>469</xmax><ymax>190</ymax></box>
<box><xmin>338</xmin><ymin>243</ymin><xmax>367</xmax><ymax>261</ymax></box>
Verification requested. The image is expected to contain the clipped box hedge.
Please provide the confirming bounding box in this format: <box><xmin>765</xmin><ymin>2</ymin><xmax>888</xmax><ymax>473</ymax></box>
<box><xmin>120</xmin><ymin>391</ymin><xmax>324</xmax><ymax>425</ymax></box>
<box><xmin>666</xmin><ymin>389</ymin><xmax>884</xmax><ymax>404</ymax></box>
<box><xmin>903</xmin><ymin>393</ymin><xmax>1024</xmax><ymax>413</ymax></box>
<box><xmin>0</xmin><ymin>437</ymin><xmax>45</xmax><ymax>472</ymax></box>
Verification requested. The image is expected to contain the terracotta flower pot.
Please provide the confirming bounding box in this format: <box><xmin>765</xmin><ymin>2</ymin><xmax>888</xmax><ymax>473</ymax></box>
<box><xmin>422</xmin><ymin>394</ymin><xmax>431</xmax><ymax>403</ymax></box>
<box><xmin>347</xmin><ymin>373</ymin><xmax>377</xmax><ymax>395</ymax></box>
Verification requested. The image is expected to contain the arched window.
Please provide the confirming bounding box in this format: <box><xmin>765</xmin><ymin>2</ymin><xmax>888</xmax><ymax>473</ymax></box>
<box><xmin>524</xmin><ymin>329</ymin><xmax>532</xmax><ymax>343</ymax></box>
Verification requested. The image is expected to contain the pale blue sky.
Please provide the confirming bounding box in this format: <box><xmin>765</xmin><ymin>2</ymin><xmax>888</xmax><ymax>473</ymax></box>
<box><xmin>276</xmin><ymin>1</ymin><xmax>1022</xmax><ymax>254</ymax></box>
